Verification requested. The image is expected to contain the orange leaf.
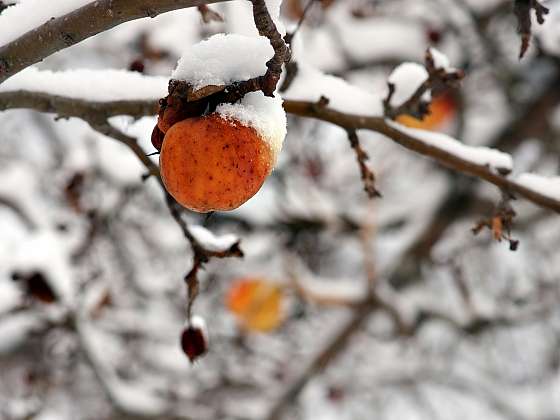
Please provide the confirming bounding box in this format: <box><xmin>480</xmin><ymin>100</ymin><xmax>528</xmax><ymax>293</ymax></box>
<box><xmin>226</xmin><ymin>278</ymin><xmax>283</xmax><ymax>333</ymax></box>
<box><xmin>492</xmin><ymin>216</ymin><xmax>503</xmax><ymax>241</ymax></box>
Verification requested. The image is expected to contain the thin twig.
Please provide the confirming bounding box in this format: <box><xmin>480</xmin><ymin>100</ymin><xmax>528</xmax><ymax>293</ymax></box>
<box><xmin>346</xmin><ymin>130</ymin><xmax>381</xmax><ymax>198</ymax></box>
<box><xmin>165</xmin><ymin>194</ymin><xmax>243</xmax><ymax>321</ymax></box>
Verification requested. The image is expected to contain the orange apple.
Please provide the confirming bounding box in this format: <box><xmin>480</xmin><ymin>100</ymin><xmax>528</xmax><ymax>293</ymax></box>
<box><xmin>159</xmin><ymin>114</ymin><xmax>274</xmax><ymax>212</ymax></box>
<box><xmin>396</xmin><ymin>92</ymin><xmax>456</xmax><ymax>130</ymax></box>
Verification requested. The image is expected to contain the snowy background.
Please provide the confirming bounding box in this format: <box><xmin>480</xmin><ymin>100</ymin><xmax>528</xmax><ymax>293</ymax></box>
<box><xmin>1</xmin><ymin>0</ymin><xmax>560</xmax><ymax>419</ymax></box>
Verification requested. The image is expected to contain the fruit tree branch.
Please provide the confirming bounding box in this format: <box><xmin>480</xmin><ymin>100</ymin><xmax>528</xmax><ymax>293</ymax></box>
<box><xmin>2</xmin><ymin>91</ymin><xmax>560</xmax><ymax>214</ymax></box>
<box><xmin>250</xmin><ymin>0</ymin><xmax>290</xmax><ymax>96</ymax></box>
<box><xmin>0</xmin><ymin>0</ymin><xmax>230</xmax><ymax>85</ymax></box>
<box><xmin>164</xmin><ymin>194</ymin><xmax>243</xmax><ymax>322</ymax></box>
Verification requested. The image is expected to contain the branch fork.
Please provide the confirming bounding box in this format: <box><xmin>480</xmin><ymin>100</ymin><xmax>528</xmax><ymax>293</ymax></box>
<box><xmin>384</xmin><ymin>48</ymin><xmax>464</xmax><ymax>121</ymax></box>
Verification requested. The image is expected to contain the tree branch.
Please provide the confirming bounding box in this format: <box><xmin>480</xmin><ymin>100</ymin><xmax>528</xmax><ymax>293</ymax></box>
<box><xmin>250</xmin><ymin>0</ymin><xmax>290</xmax><ymax>96</ymax></box>
<box><xmin>284</xmin><ymin>100</ymin><xmax>560</xmax><ymax>213</ymax></box>
<box><xmin>0</xmin><ymin>90</ymin><xmax>158</xmax><ymax>118</ymax></box>
<box><xmin>0</xmin><ymin>0</ymin><xmax>230</xmax><ymax>84</ymax></box>
<box><xmin>2</xmin><ymin>91</ymin><xmax>560</xmax><ymax>214</ymax></box>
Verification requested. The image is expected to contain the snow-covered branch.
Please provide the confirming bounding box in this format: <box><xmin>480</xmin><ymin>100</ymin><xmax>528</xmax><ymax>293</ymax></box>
<box><xmin>0</xmin><ymin>0</ymin><xmax>229</xmax><ymax>84</ymax></box>
<box><xmin>284</xmin><ymin>100</ymin><xmax>560</xmax><ymax>214</ymax></box>
<box><xmin>2</xmin><ymin>89</ymin><xmax>560</xmax><ymax>214</ymax></box>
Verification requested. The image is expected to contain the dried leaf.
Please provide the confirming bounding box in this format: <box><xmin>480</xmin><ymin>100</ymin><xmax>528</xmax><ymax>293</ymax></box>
<box><xmin>492</xmin><ymin>216</ymin><xmax>503</xmax><ymax>241</ymax></box>
<box><xmin>226</xmin><ymin>278</ymin><xmax>283</xmax><ymax>333</ymax></box>
<box><xmin>188</xmin><ymin>84</ymin><xmax>226</xmax><ymax>102</ymax></box>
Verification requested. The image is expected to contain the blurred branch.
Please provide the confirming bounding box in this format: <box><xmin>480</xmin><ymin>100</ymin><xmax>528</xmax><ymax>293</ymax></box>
<box><xmin>0</xmin><ymin>0</ymin><xmax>231</xmax><ymax>84</ymax></box>
<box><xmin>513</xmin><ymin>0</ymin><xmax>549</xmax><ymax>58</ymax></box>
<box><xmin>264</xmin><ymin>300</ymin><xmax>375</xmax><ymax>420</ymax></box>
<box><xmin>0</xmin><ymin>195</ymin><xmax>37</xmax><ymax>230</ymax></box>
<box><xmin>382</xmin><ymin>371</ymin><xmax>527</xmax><ymax>420</ymax></box>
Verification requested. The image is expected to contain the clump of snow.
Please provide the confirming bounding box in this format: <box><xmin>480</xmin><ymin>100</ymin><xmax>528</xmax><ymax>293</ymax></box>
<box><xmin>172</xmin><ymin>34</ymin><xmax>273</xmax><ymax>90</ymax></box>
<box><xmin>388</xmin><ymin>120</ymin><xmax>513</xmax><ymax>173</ymax></box>
<box><xmin>429</xmin><ymin>47</ymin><xmax>451</xmax><ymax>70</ymax></box>
<box><xmin>172</xmin><ymin>33</ymin><xmax>286</xmax><ymax>161</ymax></box>
<box><xmin>188</xmin><ymin>225</ymin><xmax>239</xmax><ymax>252</ymax></box>
<box><xmin>0</xmin><ymin>0</ymin><xmax>94</xmax><ymax>48</ymax></box>
<box><xmin>0</xmin><ymin>67</ymin><xmax>167</xmax><ymax>102</ymax></box>
<box><xmin>282</xmin><ymin>63</ymin><xmax>384</xmax><ymax>116</ymax></box>
<box><xmin>216</xmin><ymin>91</ymin><xmax>287</xmax><ymax>162</ymax></box>
<box><xmin>516</xmin><ymin>173</ymin><xmax>560</xmax><ymax>201</ymax></box>
<box><xmin>188</xmin><ymin>315</ymin><xmax>208</xmax><ymax>338</ymax></box>
<box><xmin>387</xmin><ymin>63</ymin><xmax>429</xmax><ymax>108</ymax></box>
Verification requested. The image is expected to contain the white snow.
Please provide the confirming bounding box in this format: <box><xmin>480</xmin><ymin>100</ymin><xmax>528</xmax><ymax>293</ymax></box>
<box><xmin>95</xmin><ymin>126</ymin><xmax>146</xmax><ymax>184</ymax></box>
<box><xmin>172</xmin><ymin>34</ymin><xmax>273</xmax><ymax>90</ymax></box>
<box><xmin>105</xmin><ymin>378</ymin><xmax>168</xmax><ymax>416</ymax></box>
<box><xmin>172</xmin><ymin>33</ymin><xmax>286</xmax><ymax>162</ymax></box>
<box><xmin>0</xmin><ymin>281</ymin><xmax>22</xmax><ymax>314</ymax></box>
<box><xmin>0</xmin><ymin>164</ymin><xmax>48</xmax><ymax>227</ymax></box>
<box><xmin>217</xmin><ymin>91</ymin><xmax>286</xmax><ymax>162</ymax></box>
<box><xmin>516</xmin><ymin>173</ymin><xmax>560</xmax><ymax>201</ymax></box>
<box><xmin>225</xmin><ymin>0</ymin><xmax>286</xmax><ymax>38</ymax></box>
<box><xmin>0</xmin><ymin>312</ymin><xmax>43</xmax><ymax>354</ymax></box>
<box><xmin>7</xmin><ymin>230</ymin><xmax>76</xmax><ymax>303</ymax></box>
<box><xmin>282</xmin><ymin>63</ymin><xmax>384</xmax><ymax>116</ymax></box>
<box><xmin>295</xmin><ymin>275</ymin><xmax>366</xmax><ymax>305</ymax></box>
<box><xmin>188</xmin><ymin>225</ymin><xmax>239</xmax><ymax>252</ymax></box>
<box><xmin>387</xmin><ymin>120</ymin><xmax>513</xmax><ymax>173</ymax></box>
<box><xmin>264</xmin><ymin>0</ymin><xmax>284</xmax><ymax>36</ymax></box>
<box><xmin>0</xmin><ymin>0</ymin><xmax>95</xmax><ymax>48</ymax></box>
<box><xmin>429</xmin><ymin>47</ymin><xmax>451</xmax><ymax>70</ymax></box>
<box><xmin>535</xmin><ymin>2</ymin><xmax>560</xmax><ymax>57</ymax></box>
<box><xmin>0</xmin><ymin>67</ymin><xmax>167</xmax><ymax>102</ymax></box>
<box><xmin>329</xmin><ymin>14</ymin><xmax>426</xmax><ymax>64</ymax></box>
<box><xmin>188</xmin><ymin>315</ymin><xmax>208</xmax><ymax>339</ymax></box>
<box><xmin>387</xmin><ymin>62</ymin><xmax>429</xmax><ymax>108</ymax></box>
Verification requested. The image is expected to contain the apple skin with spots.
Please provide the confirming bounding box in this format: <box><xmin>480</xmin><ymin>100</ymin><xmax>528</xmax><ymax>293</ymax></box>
<box><xmin>160</xmin><ymin>114</ymin><xmax>274</xmax><ymax>213</ymax></box>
